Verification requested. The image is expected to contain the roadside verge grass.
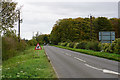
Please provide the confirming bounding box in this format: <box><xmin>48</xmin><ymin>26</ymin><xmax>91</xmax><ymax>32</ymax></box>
<box><xmin>54</xmin><ymin>45</ymin><xmax>120</xmax><ymax>62</ymax></box>
<box><xmin>2</xmin><ymin>46</ymin><xmax>57</xmax><ymax>79</ymax></box>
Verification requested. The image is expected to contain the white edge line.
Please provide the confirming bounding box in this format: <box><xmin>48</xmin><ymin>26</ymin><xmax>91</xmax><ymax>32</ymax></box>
<box><xmin>43</xmin><ymin>48</ymin><xmax>60</xmax><ymax>79</ymax></box>
<box><xmin>49</xmin><ymin>59</ymin><xmax>60</xmax><ymax>79</ymax></box>
<box><xmin>74</xmin><ymin>57</ymin><xmax>86</xmax><ymax>62</ymax></box>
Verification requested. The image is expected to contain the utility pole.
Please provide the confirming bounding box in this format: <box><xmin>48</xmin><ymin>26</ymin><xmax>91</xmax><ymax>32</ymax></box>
<box><xmin>90</xmin><ymin>15</ymin><xmax>93</xmax><ymax>40</ymax></box>
<box><xmin>17</xmin><ymin>6</ymin><xmax>23</xmax><ymax>42</ymax></box>
<box><xmin>18</xmin><ymin>10</ymin><xmax>20</xmax><ymax>42</ymax></box>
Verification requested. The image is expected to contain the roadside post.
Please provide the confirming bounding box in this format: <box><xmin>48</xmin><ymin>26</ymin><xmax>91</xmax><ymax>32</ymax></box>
<box><xmin>34</xmin><ymin>43</ymin><xmax>42</xmax><ymax>57</ymax></box>
<box><xmin>35</xmin><ymin>43</ymin><xmax>42</xmax><ymax>50</ymax></box>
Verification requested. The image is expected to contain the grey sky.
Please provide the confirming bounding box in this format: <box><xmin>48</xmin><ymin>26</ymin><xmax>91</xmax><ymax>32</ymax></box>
<box><xmin>14</xmin><ymin>0</ymin><xmax>119</xmax><ymax>40</ymax></box>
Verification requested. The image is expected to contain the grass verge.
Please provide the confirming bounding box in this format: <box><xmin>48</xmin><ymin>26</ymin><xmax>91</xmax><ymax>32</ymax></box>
<box><xmin>2</xmin><ymin>46</ymin><xmax>57</xmax><ymax>79</ymax></box>
<box><xmin>54</xmin><ymin>45</ymin><xmax>120</xmax><ymax>62</ymax></box>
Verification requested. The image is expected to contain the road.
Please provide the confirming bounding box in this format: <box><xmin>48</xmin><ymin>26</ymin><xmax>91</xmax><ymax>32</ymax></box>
<box><xmin>44</xmin><ymin>46</ymin><xmax>120</xmax><ymax>79</ymax></box>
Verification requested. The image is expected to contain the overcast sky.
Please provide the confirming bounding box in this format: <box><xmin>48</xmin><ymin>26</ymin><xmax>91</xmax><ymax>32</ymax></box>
<box><xmin>14</xmin><ymin>0</ymin><xmax>119</xmax><ymax>40</ymax></box>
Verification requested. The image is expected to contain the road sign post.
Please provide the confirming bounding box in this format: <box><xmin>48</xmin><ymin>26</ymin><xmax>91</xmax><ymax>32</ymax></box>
<box><xmin>99</xmin><ymin>31</ymin><xmax>115</xmax><ymax>52</ymax></box>
<box><xmin>35</xmin><ymin>43</ymin><xmax>42</xmax><ymax>50</ymax></box>
<box><xmin>99</xmin><ymin>31</ymin><xmax>115</xmax><ymax>43</ymax></box>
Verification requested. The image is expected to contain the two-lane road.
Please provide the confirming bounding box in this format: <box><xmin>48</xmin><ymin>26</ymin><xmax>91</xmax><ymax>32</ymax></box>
<box><xmin>44</xmin><ymin>46</ymin><xmax>120</xmax><ymax>79</ymax></box>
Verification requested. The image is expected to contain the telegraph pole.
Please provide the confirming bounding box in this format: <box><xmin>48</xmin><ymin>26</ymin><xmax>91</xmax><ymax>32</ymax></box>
<box><xmin>90</xmin><ymin>15</ymin><xmax>93</xmax><ymax>40</ymax></box>
<box><xmin>18</xmin><ymin>10</ymin><xmax>20</xmax><ymax>42</ymax></box>
<box><xmin>17</xmin><ymin>6</ymin><xmax>23</xmax><ymax>42</ymax></box>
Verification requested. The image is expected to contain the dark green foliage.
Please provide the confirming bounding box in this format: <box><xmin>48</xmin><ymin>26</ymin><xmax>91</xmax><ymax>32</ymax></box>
<box><xmin>50</xmin><ymin>17</ymin><xmax>119</xmax><ymax>44</ymax></box>
<box><xmin>59</xmin><ymin>42</ymin><xmax>68</xmax><ymax>46</ymax></box>
<box><xmin>85</xmin><ymin>41</ymin><xmax>100</xmax><ymax>51</ymax></box>
<box><xmin>27</xmin><ymin>39</ymin><xmax>37</xmax><ymax>46</ymax></box>
<box><xmin>50</xmin><ymin>18</ymin><xmax>91</xmax><ymax>44</ymax></box>
<box><xmin>36</xmin><ymin>34</ymin><xmax>49</xmax><ymax>44</ymax></box>
<box><xmin>66</xmin><ymin>43</ymin><xmax>70</xmax><ymax>47</ymax></box>
<box><xmin>50</xmin><ymin>17</ymin><xmax>120</xmax><ymax>54</ymax></box>
<box><xmin>1</xmin><ymin>1</ymin><xmax>28</xmax><ymax>61</ymax></box>
<box><xmin>113</xmin><ymin>38</ymin><xmax>120</xmax><ymax>54</ymax></box>
<box><xmin>76</xmin><ymin>41</ymin><xmax>87</xmax><ymax>49</ymax></box>
<box><xmin>2</xmin><ymin>36</ymin><xmax>28</xmax><ymax>61</ymax></box>
<box><xmin>93</xmin><ymin>17</ymin><xmax>113</xmax><ymax>40</ymax></box>
<box><xmin>73</xmin><ymin>43</ymin><xmax>79</xmax><ymax>48</ymax></box>
<box><xmin>1</xmin><ymin>1</ymin><xmax>18</xmax><ymax>33</ymax></box>
<box><xmin>69</xmin><ymin>42</ymin><xmax>75</xmax><ymax>48</ymax></box>
<box><xmin>110</xmin><ymin>18</ymin><xmax>120</xmax><ymax>38</ymax></box>
<box><xmin>98</xmin><ymin>38</ymin><xmax>120</xmax><ymax>54</ymax></box>
<box><xmin>58</xmin><ymin>39</ymin><xmax>120</xmax><ymax>54</ymax></box>
<box><xmin>17</xmin><ymin>40</ymin><xmax>28</xmax><ymax>51</ymax></box>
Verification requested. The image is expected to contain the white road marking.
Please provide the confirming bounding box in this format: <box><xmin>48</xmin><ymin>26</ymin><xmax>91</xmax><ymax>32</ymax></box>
<box><xmin>65</xmin><ymin>53</ymin><xmax>71</xmax><ymax>56</ymax></box>
<box><xmin>44</xmin><ymin>49</ymin><xmax>60</xmax><ymax>79</ymax></box>
<box><xmin>85</xmin><ymin>64</ymin><xmax>120</xmax><ymax>76</ymax></box>
<box><xmin>74</xmin><ymin>57</ymin><xmax>86</xmax><ymax>62</ymax></box>
<box><xmin>103</xmin><ymin>69</ymin><xmax>120</xmax><ymax>75</ymax></box>
<box><xmin>85</xmin><ymin>64</ymin><xmax>102</xmax><ymax>71</ymax></box>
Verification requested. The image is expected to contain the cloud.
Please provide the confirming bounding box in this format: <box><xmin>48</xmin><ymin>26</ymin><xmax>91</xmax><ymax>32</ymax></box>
<box><xmin>15</xmin><ymin>1</ymin><xmax>118</xmax><ymax>40</ymax></box>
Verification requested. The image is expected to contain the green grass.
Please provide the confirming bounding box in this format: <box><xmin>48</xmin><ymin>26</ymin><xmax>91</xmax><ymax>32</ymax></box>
<box><xmin>2</xmin><ymin>46</ymin><xmax>57</xmax><ymax>79</ymax></box>
<box><xmin>54</xmin><ymin>45</ymin><xmax>120</xmax><ymax>62</ymax></box>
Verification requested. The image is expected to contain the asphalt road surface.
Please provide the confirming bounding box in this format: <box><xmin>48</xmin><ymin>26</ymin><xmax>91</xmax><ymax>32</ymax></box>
<box><xmin>44</xmin><ymin>46</ymin><xmax>120</xmax><ymax>79</ymax></box>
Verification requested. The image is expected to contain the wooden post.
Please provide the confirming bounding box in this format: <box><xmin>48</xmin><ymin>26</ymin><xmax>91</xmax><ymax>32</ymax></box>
<box><xmin>18</xmin><ymin>10</ymin><xmax>20</xmax><ymax>42</ymax></box>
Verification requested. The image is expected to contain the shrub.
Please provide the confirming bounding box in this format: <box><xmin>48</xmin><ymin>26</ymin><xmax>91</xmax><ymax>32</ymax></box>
<box><xmin>58</xmin><ymin>43</ymin><xmax>61</xmax><ymax>45</ymax></box>
<box><xmin>27</xmin><ymin>39</ymin><xmax>37</xmax><ymax>46</ymax></box>
<box><xmin>98</xmin><ymin>38</ymin><xmax>120</xmax><ymax>54</ymax></box>
<box><xmin>113</xmin><ymin>38</ymin><xmax>120</xmax><ymax>54</ymax></box>
<box><xmin>17</xmin><ymin>40</ymin><xmax>28</xmax><ymax>51</ymax></box>
<box><xmin>76</xmin><ymin>41</ymin><xmax>87</xmax><ymax>49</ymax></box>
<box><xmin>74</xmin><ymin>43</ymin><xmax>79</xmax><ymax>48</ymax></box>
<box><xmin>66</xmin><ymin>43</ymin><xmax>70</xmax><ymax>47</ymax></box>
<box><xmin>61</xmin><ymin>42</ymin><xmax>68</xmax><ymax>46</ymax></box>
<box><xmin>85</xmin><ymin>41</ymin><xmax>100</xmax><ymax>51</ymax></box>
<box><xmin>2</xmin><ymin>36</ymin><xmax>28</xmax><ymax>61</ymax></box>
<box><xmin>108</xmin><ymin>43</ymin><xmax>115</xmax><ymax>53</ymax></box>
<box><xmin>69</xmin><ymin>42</ymin><xmax>75</xmax><ymax>48</ymax></box>
<box><xmin>104</xmin><ymin>43</ymin><xmax>110</xmax><ymax>52</ymax></box>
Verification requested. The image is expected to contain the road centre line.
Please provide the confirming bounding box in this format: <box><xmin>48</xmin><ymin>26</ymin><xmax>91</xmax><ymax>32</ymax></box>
<box><xmin>74</xmin><ymin>57</ymin><xmax>86</xmax><ymax>62</ymax></box>
<box><xmin>103</xmin><ymin>69</ymin><xmax>120</xmax><ymax>75</ymax></box>
<box><xmin>85</xmin><ymin>64</ymin><xmax>120</xmax><ymax>76</ymax></box>
<box><xmin>63</xmin><ymin>51</ymin><xmax>120</xmax><ymax>76</ymax></box>
<box><xmin>65</xmin><ymin>53</ymin><xmax>71</xmax><ymax>56</ymax></box>
<box><xmin>65</xmin><ymin>53</ymin><xmax>86</xmax><ymax>62</ymax></box>
<box><xmin>85</xmin><ymin>64</ymin><xmax>103</xmax><ymax>71</ymax></box>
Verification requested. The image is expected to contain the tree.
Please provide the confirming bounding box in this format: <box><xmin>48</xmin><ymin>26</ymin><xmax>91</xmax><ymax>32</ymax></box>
<box><xmin>36</xmin><ymin>34</ymin><xmax>50</xmax><ymax>44</ymax></box>
<box><xmin>50</xmin><ymin>17</ymin><xmax>92</xmax><ymax>44</ymax></box>
<box><xmin>93</xmin><ymin>17</ymin><xmax>113</xmax><ymax>40</ymax></box>
<box><xmin>0</xmin><ymin>1</ymin><xmax>18</xmax><ymax>34</ymax></box>
<box><xmin>50</xmin><ymin>17</ymin><xmax>117</xmax><ymax>44</ymax></box>
<box><xmin>110</xmin><ymin>18</ymin><xmax>120</xmax><ymax>38</ymax></box>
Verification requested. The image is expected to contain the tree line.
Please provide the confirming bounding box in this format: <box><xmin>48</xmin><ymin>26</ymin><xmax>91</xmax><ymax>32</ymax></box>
<box><xmin>1</xmin><ymin>1</ymin><xmax>28</xmax><ymax>60</ymax></box>
<box><xmin>50</xmin><ymin>17</ymin><xmax>120</xmax><ymax>44</ymax></box>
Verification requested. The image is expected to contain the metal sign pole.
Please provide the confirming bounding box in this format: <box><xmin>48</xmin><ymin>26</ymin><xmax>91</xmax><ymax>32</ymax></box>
<box><xmin>99</xmin><ymin>31</ymin><xmax>115</xmax><ymax>52</ymax></box>
<box><xmin>101</xmin><ymin>32</ymin><xmax>103</xmax><ymax>52</ymax></box>
<box><xmin>110</xmin><ymin>32</ymin><xmax>112</xmax><ymax>46</ymax></box>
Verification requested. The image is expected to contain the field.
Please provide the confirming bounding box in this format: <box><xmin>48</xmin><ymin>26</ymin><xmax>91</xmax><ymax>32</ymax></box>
<box><xmin>2</xmin><ymin>46</ymin><xmax>57</xmax><ymax>79</ymax></box>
